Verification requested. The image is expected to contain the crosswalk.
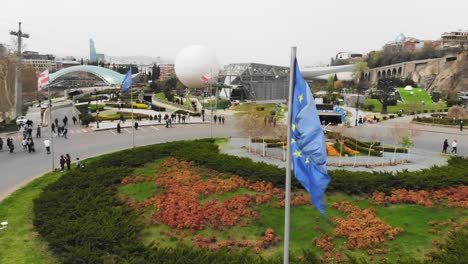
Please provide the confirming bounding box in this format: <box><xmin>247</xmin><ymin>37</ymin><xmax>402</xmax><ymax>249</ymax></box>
<box><xmin>0</xmin><ymin>127</ymin><xmax>93</xmax><ymax>141</ymax></box>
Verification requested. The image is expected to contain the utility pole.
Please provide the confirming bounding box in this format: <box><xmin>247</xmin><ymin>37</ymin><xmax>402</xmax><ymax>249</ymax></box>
<box><xmin>10</xmin><ymin>22</ymin><xmax>29</xmax><ymax>117</ymax></box>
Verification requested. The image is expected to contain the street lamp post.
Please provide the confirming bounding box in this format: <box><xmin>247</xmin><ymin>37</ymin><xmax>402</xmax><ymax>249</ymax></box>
<box><xmin>95</xmin><ymin>89</ymin><xmax>99</xmax><ymax>128</ymax></box>
<box><xmin>355</xmin><ymin>93</ymin><xmax>360</xmax><ymax>127</ymax></box>
<box><xmin>421</xmin><ymin>100</ymin><xmax>425</xmax><ymax>116</ymax></box>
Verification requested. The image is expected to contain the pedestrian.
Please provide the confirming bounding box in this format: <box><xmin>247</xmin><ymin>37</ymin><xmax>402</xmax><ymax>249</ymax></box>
<box><xmin>72</xmin><ymin>116</ymin><xmax>77</xmax><ymax>125</ymax></box>
<box><xmin>54</xmin><ymin>118</ymin><xmax>59</xmax><ymax>127</ymax></box>
<box><xmin>27</xmin><ymin>138</ymin><xmax>35</xmax><ymax>153</ymax></box>
<box><xmin>451</xmin><ymin>140</ymin><xmax>458</xmax><ymax>154</ymax></box>
<box><xmin>57</xmin><ymin>126</ymin><xmax>62</xmax><ymax>137</ymax></box>
<box><xmin>117</xmin><ymin>122</ymin><xmax>121</xmax><ymax>133</ymax></box>
<box><xmin>22</xmin><ymin>138</ymin><xmax>28</xmax><ymax>151</ymax></box>
<box><xmin>358</xmin><ymin>117</ymin><xmax>363</xmax><ymax>125</ymax></box>
<box><xmin>76</xmin><ymin>157</ymin><xmax>81</xmax><ymax>169</ymax></box>
<box><xmin>8</xmin><ymin>138</ymin><xmax>14</xmax><ymax>153</ymax></box>
<box><xmin>27</xmin><ymin>127</ymin><xmax>33</xmax><ymax>138</ymax></box>
<box><xmin>168</xmin><ymin>118</ymin><xmax>172</xmax><ymax>128</ymax></box>
<box><xmin>59</xmin><ymin>155</ymin><xmax>65</xmax><ymax>171</ymax></box>
<box><xmin>134</xmin><ymin>121</ymin><xmax>139</xmax><ymax>130</ymax></box>
<box><xmin>0</xmin><ymin>137</ymin><xmax>3</xmax><ymax>151</ymax></box>
<box><xmin>214</xmin><ymin>114</ymin><xmax>217</xmax><ymax>124</ymax></box>
<box><xmin>178</xmin><ymin>113</ymin><xmax>181</xmax><ymax>123</ymax></box>
<box><xmin>51</xmin><ymin>123</ymin><xmax>56</xmax><ymax>134</ymax></box>
<box><xmin>221</xmin><ymin>115</ymin><xmax>225</xmax><ymax>125</ymax></box>
<box><xmin>65</xmin><ymin>154</ymin><xmax>71</xmax><ymax>170</ymax></box>
<box><xmin>44</xmin><ymin>139</ymin><xmax>51</xmax><ymax>154</ymax></box>
<box><xmin>165</xmin><ymin>118</ymin><xmax>169</xmax><ymax>128</ymax></box>
<box><xmin>461</xmin><ymin>121</ymin><xmax>464</xmax><ymax>132</ymax></box>
<box><xmin>442</xmin><ymin>139</ymin><xmax>449</xmax><ymax>153</ymax></box>
<box><xmin>182</xmin><ymin>115</ymin><xmax>186</xmax><ymax>123</ymax></box>
<box><xmin>158</xmin><ymin>114</ymin><xmax>162</xmax><ymax>123</ymax></box>
<box><xmin>63</xmin><ymin>116</ymin><xmax>68</xmax><ymax>127</ymax></box>
<box><xmin>36</xmin><ymin>125</ymin><xmax>41</xmax><ymax>138</ymax></box>
<box><xmin>63</xmin><ymin>127</ymin><xmax>68</xmax><ymax>139</ymax></box>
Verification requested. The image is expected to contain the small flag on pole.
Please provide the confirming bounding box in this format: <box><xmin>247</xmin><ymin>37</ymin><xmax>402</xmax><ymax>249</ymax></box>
<box><xmin>121</xmin><ymin>69</ymin><xmax>133</xmax><ymax>92</ymax></box>
<box><xmin>290</xmin><ymin>60</ymin><xmax>331</xmax><ymax>216</ymax></box>
<box><xmin>201</xmin><ymin>73</ymin><xmax>212</xmax><ymax>83</ymax></box>
<box><xmin>38</xmin><ymin>70</ymin><xmax>49</xmax><ymax>91</ymax></box>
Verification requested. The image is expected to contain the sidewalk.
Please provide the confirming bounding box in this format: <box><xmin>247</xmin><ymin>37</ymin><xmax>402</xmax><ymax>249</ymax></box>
<box><xmin>220</xmin><ymin>138</ymin><xmax>448</xmax><ymax>173</ymax></box>
<box><xmin>90</xmin><ymin>117</ymin><xmax>210</xmax><ymax>131</ymax></box>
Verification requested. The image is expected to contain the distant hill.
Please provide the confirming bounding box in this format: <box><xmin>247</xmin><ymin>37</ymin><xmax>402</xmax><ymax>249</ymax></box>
<box><xmin>105</xmin><ymin>55</ymin><xmax>173</xmax><ymax>65</ymax></box>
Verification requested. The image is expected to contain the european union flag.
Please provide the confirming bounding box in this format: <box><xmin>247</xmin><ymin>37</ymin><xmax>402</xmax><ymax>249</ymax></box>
<box><xmin>290</xmin><ymin>60</ymin><xmax>330</xmax><ymax>216</ymax></box>
<box><xmin>121</xmin><ymin>69</ymin><xmax>133</xmax><ymax>92</ymax></box>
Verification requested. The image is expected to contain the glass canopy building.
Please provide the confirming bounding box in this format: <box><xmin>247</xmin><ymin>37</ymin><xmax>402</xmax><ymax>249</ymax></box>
<box><xmin>48</xmin><ymin>65</ymin><xmax>138</xmax><ymax>87</ymax></box>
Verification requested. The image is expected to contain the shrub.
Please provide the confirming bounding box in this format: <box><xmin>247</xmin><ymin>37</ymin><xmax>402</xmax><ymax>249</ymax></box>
<box><xmin>429</xmin><ymin>226</ymin><xmax>468</xmax><ymax>264</ymax></box>
<box><xmin>343</xmin><ymin>139</ymin><xmax>382</xmax><ymax>157</ymax></box>
<box><xmin>33</xmin><ymin>139</ymin><xmax>468</xmax><ymax>263</ymax></box>
<box><xmin>383</xmin><ymin>116</ymin><xmax>388</xmax><ymax>120</ymax></box>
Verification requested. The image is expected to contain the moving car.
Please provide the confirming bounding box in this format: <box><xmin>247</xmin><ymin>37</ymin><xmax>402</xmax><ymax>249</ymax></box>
<box><xmin>16</xmin><ymin>116</ymin><xmax>28</xmax><ymax>126</ymax></box>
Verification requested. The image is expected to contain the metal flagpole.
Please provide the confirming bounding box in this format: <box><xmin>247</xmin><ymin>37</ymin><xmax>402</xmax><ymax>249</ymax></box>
<box><xmin>131</xmin><ymin>84</ymin><xmax>135</xmax><ymax>148</ymax></box>
<box><xmin>283</xmin><ymin>46</ymin><xmax>296</xmax><ymax>264</ymax></box>
<box><xmin>48</xmin><ymin>85</ymin><xmax>55</xmax><ymax>171</ymax></box>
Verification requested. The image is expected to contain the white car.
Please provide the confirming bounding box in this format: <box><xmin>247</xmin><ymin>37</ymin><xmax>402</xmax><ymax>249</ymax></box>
<box><xmin>16</xmin><ymin>116</ymin><xmax>28</xmax><ymax>126</ymax></box>
<box><xmin>40</xmin><ymin>102</ymin><xmax>50</xmax><ymax>109</ymax></box>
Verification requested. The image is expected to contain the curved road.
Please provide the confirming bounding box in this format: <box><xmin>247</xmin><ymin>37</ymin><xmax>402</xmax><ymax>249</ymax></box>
<box><xmin>1</xmin><ymin>105</ymin><xmax>466</xmax><ymax>201</ymax></box>
<box><xmin>0</xmin><ymin>106</ymin><xmax>241</xmax><ymax>200</ymax></box>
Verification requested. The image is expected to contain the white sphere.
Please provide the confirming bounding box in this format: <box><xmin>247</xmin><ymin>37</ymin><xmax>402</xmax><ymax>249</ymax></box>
<box><xmin>175</xmin><ymin>45</ymin><xmax>220</xmax><ymax>89</ymax></box>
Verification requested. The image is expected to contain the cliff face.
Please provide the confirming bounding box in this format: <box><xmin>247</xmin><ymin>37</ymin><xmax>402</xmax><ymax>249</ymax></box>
<box><xmin>416</xmin><ymin>53</ymin><xmax>467</xmax><ymax>93</ymax></box>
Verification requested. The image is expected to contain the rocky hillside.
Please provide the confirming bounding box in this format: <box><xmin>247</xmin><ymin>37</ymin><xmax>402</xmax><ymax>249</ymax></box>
<box><xmin>418</xmin><ymin>52</ymin><xmax>467</xmax><ymax>93</ymax></box>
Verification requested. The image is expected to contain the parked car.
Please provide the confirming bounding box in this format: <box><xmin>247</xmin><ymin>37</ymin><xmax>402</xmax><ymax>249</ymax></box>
<box><xmin>40</xmin><ymin>102</ymin><xmax>50</xmax><ymax>109</ymax></box>
<box><xmin>16</xmin><ymin>116</ymin><xmax>28</xmax><ymax>126</ymax></box>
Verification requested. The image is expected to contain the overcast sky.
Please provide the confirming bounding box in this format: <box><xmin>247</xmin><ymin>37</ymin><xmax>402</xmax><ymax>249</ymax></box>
<box><xmin>0</xmin><ymin>0</ymin><xmax>466</xmax><ymax>66</ymax></box>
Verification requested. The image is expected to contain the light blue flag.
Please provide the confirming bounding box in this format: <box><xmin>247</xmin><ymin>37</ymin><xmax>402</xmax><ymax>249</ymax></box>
<box><xmin>121</xmin><ymin>69</ymin><xmax>132</xmax><ymax>92</ymax></box>
<box><xmin>291</xmin><ymin>60</ymin><xmax>331</xmax><ymax>216</ymax></box>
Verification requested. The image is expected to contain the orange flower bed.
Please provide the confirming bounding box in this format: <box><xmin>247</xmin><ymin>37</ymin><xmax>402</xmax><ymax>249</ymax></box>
<box><xmin>331</xmin><ymin>201</ymin><xmax>404</xmax><ymax>250</ymax></box>
<box><xmin>326</xmin><ymin>144</ymin><xmax>340</xmax><ymax>156</ymax></box>
<box><xmin>371</xmin><ymin>186</ymin><xmax>468</xmax><ymax>208</ymax></box>
<box><xmin>344</xmin><ymin>146</ymin><xmax>359</xmax><ymax>155</ymax></box>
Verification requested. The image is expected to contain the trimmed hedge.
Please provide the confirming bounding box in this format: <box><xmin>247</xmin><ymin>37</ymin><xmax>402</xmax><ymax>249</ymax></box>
<box><xmin>344</xmin><ymin>139</ymin><xmax>383</xmax><ymax>157</ymax></box>
<box><xmin>374</xmin><ymin>145</ymin><xmax>408</xmax><ymax>153</ymax></box>
<box><xmin>252</xmin><ymin>138</ymin><xmax>283</xmax><ymax>143</ymax></box>
<box><xmin>34</xmin><ymin>139</ymin><xmax>468</xmax><ymax>263</ymax></box>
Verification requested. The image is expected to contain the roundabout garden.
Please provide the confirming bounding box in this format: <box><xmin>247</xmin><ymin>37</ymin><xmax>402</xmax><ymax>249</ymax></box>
<box><xmin>1</xmin><ymin>139</ymin><xmax>467</xmax><ymax>263</ymax></box>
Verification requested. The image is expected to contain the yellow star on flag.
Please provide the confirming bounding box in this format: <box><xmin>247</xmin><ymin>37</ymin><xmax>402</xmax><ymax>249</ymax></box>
<box><xmin>291</xmin><ymin>138</ymin><xmax>296</xmax><ymax>144</ymax></box>
<box><xmin>294</xmin><ymin>150</ymin><xmax>302</xmax><ymax>158</ymax></box>
<box><xmin>305</xmin><ymin>156</ymin><xmax>310</xmax><ymax>164</ymax></box>
<box><xmin>298</xmin><ymin>94</ymin><xmax>304</xmax><ymax>103</ymax></box>
<box><xmin>292</xmin><ymin>124</ymin><xmax>296</xmax><ymax>131</ymax></box>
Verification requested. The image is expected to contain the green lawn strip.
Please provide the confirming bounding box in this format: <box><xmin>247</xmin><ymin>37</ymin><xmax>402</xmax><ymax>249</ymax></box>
<box><xmin>397</xmin><ymin>88</ymin><xmax>433</xmax><ymax>105</ymax></box>
<box><xmin>119</xmin><ymin>182</ymin><xmax>164</xmax><ymax>203</ymax></box>
<box><xmin>0</xmin><ymin>172</ymin><xmax>61</xmax><ymax>264</ymax></box>
<box><xmin>154</xmin><ymin>92</ymin><xmax>169</xmax><ymax>102</ymax></box>
<box><xmin>233</xmin><ymin>103</ymin><xmax>286</xmax><ymax>119</ymax></box>
<box><xmin>365</xmin><ymin>99</ymin><xmax>446</xmax><ymax>114</ymax></box>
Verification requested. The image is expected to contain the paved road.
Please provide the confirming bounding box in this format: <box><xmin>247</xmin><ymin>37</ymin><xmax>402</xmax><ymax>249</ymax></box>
<box><xmin>0</xmin><ymin>106</ymin><xmax>240</xmax><ymax>200</ymax></box>
<box><xmin>1</xmin><ymin>104</ymin><xmax>466</xmax><ymax>200</ymax></box>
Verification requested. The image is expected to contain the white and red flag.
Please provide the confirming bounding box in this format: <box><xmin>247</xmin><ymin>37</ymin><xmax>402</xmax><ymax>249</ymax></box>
<box><xmin>38</xmin><ymin>69</ymin><xmax>49</xmax><ymax>91</ymax></box>
<box><xmin>201</xmin><ymin>73</ymin><xmax>212</xmax><ymax>84</ymax></box>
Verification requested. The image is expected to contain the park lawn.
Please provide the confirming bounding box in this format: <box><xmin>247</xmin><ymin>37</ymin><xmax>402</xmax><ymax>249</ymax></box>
<box><xmin>154</xmin><ymin>92</ymin><xmax>168</xmax><ymax>102</ymax></box>
<box><xmin>120</xmin><ymin>158</ymin><xmax>467</xmax><ymax>262</ymax></box>
<box><xmin>397</xmin><ymin>88</ymin><xmax>433</xmax><ymax>105</ymax></box>
<box><xmin>233</xmin><ymin>103</ymin><xmax>287</xmax><ymax>119</ymax></box>
<box><xmin>365</xmin><ymin>99</ymin><xmax>446</xmax><ymax>114</ymax></box>
<box><xmin>0</xmin><ymin>171</ymin><xmax>61</xmax><ymax>264</ymax></box>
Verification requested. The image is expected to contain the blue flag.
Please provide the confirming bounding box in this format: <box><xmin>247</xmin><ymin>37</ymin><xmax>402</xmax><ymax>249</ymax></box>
<box><xmin>291</xmin><ymin>60</ymin><xmax>331</xmax><ymax>216</ymax></box>
<box><xmin>121</xmin><ymin>69</ymin><xmax>132</xmax><ymax>92</ymax></box>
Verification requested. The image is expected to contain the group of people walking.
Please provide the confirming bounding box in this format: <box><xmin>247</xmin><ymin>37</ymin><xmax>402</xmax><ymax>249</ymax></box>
<box><xmin>51</xmin><ymin>116</ymin><xmax>73</xmax><ymax>139</ymax></box>
<box><xmin>0</xmin><ymin>138</ymin><xmax>15</xmax><ymax>153</ymax></box>
<box><xmin>213</xmin><ymin>114</ymin><xmax>225</xmax><ymax>124</ymax></box>
<box><xmin>442</xmin><ymin>139</ymin><xmax>459</xmax><ymax>154</ymax></box>
<box><xmin>59</xmin><ymin>154</ymin><xmax>80</xmax><ymax>171</ymax></box>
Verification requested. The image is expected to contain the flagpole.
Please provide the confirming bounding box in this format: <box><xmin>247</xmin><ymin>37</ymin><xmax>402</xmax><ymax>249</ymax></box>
<box><xmin>48</xmin><ymin>84</ymin><xmax>55</xmax><ymax>171</ymax></box>
<box><xmin>131</xmin><ymin>83</ymin><xmax>135</xmax><ymax>148</ymax></box>
<box><xmin>284</xmin><ymin>46</ymin><xmax>296</xmax><ymax>264</ymax></box>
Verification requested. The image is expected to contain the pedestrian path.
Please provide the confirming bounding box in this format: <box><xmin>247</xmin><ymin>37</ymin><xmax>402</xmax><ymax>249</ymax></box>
<box><xmin>220</xmin><ymin>138</ymin><xmax>449</xmax><ymax>173</ymax></box>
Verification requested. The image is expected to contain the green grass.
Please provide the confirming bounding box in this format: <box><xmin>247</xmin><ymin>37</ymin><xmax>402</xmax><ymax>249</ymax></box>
<box><xmin>233</xmin><ymin>103</ymin><xmax>287</xmax><ymax>118</ymax></box>
<box><xmin>365</xmin><ymin>99</ymin><xmax>446</xmax><ymax>114</ymax></box>
<box><xmin>154</xmin><ymin>92</ymin><xmax>169</xmax><ymax>102</ymax></box>
<box><xmin>120</xmin><ymin>158</ymin><xmax>467</xmax><ymax>262</ymax></box>
<box><xmin>397</xmin><ymin>88</ymin><xmax>433</xmax><ymax>105</ymax></box>
<box><xmin>0</xmin><ymin>172</ymin><xmax>61</xmax><ymax>264</ymax></box>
